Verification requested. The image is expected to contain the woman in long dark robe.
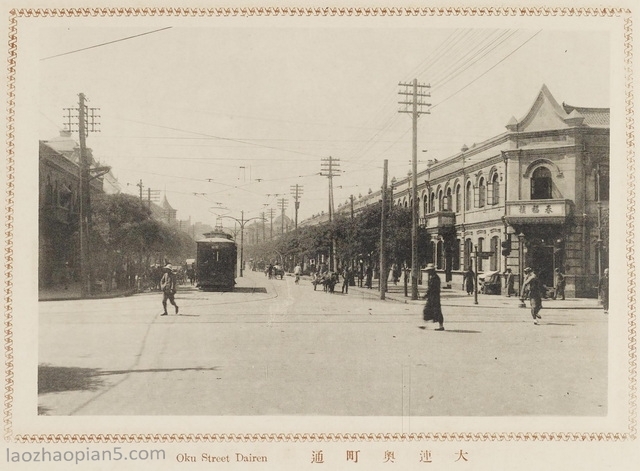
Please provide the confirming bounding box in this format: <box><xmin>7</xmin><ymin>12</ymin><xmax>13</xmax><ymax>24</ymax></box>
<box><xmin>423</xmin><ymin>264</ymin><xmax>444</xmax><ymax>331</ymax></box>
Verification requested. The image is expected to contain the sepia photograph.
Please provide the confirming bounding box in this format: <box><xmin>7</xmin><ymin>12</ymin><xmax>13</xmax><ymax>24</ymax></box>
<box><xmin>2</xmin><ymin>1</ymin><xmax>638</xmax><ymax>470</ymax></box>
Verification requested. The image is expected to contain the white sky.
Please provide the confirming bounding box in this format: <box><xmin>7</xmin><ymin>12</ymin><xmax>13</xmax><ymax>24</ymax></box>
<box><xmin>38</xmin><ymin>24</ymin><xmax>610</xmax><ymax>226</ymax></box>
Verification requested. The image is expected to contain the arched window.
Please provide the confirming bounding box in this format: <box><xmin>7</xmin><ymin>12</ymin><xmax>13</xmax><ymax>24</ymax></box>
<box><xmin>430</xmin><ymin>192</ymin><xmax>436</xmax><ymax>213</ymax></box>
<box><xmin>490</xmin><ymin>236</ymin><xmax>500</xmax><ymax>271</ymax></box>
<box><xmin>531</xmin><ymin>167</ymin><xmax>552</xmax><ymax>200</ymax></box>
<box><xmin>465</xmin><ymin>181</ymin><xmax>472</xmax><ymax>211</ymax></box>
<box><xmin>446</xmin><ymin>187</ymin><xmax>452</xmax><ymax>211</ymax></box>
<box><xmin>404</xmin><ymin>200</ymin><xmax>408</xmax><ymax>208</ymax></box>
<box><xmin>422</xmin><ymin>194</ymin><xmax>428</xmax><ymax>216</ymax></box>
<box><xmin>478</xmin><ymin>177</ymin><xmax>486</xmax><ymax>208</ymax></box>
<box><xmin>438</xmin><ymin>189</ymin><xmax>444</xmax><ymax>211</ymax></box>
<box><xmin>491</xmin><ymin>172</ymin><xmax>500</xmax><ymax>205</ymax></box>
<box><xmin>455</xmin><ymin>184</ymin><xmax>461</xmax><ymax>213</ymax></box>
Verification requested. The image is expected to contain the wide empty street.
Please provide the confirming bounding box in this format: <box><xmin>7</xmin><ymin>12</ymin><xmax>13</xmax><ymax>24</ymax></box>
<box><xmin>38</xmin><ymin>271</ymin><xmax>607</xmax><ymax>416</ymax></box>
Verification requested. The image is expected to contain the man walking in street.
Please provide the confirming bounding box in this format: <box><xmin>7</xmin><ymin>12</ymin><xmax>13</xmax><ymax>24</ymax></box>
<box><xmin>293</xmin><ymin>263</ymin><xmax>302</xmax><ymax>284</ymax></box>
<box><xmin>504</xmin><ymin>268</ymin><xmax>515</xmax><ymax>297</ymax></box>
<box><xmin>160</xmin><ymin>264</ymin><xmax>179</xmax><ymax>316</ymax></box>
<box><xmin>341</xmin><ymin>267</ymin><xmax>351</xmax><ymax>294</ymax></box>
<box><xmin>521</xmin><ymin>267</ymin><xmax>543</xmax><ymax>324</ymax></box>
<box><xmin>422</xmin><ymin>263</ymin><xmax>444</xmax><ymax>331</ymax></box>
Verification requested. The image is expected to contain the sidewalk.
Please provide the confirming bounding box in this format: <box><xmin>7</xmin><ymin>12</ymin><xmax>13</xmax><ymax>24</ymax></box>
<box><xmin>39</xmin><ymin>282</ymin><xmax>137</xmax><ymax>302</ymax></box>
<box><xmin>346</xmin><ymin>278</ymin><xmax>602</xmax><ymax>311</ymax></box>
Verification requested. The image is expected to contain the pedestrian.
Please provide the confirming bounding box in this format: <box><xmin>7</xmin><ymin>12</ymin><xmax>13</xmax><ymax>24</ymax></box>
<box><xmin>293</xmin><ymin>263</ymin><xmax>302</xmax><ymax>284</ymax></box>
<box><xmin>521</xmin><ymin>267</ymin><xmax>543</xmax><ymax>324</ymax></box>
<box><xmin>422</xmin><ymin>263</ymin><xmax>444</xmax><ymax>331</ymax></box>
<box><xmin>504</xmin><ymin>268</ymin><xmax>514</xmax><ymax>297</ymax></box>
<box><xmin>160</xmin><ymin>264</ymin><xmax>179</xmax><ymax>316</ymax></box>
<box><xmin>365</xmin><ymin>265</ymin><xmax>373</xmax><ymax>289</ymax></box>
<box><xmin>553</xmin><ymin>268</ymin><xmax>566</xmax><ymax>300</ymax></box>
<box><xmin>341</xmin><ymin>267</ymin><xmax>351</xmax><ymax>294</ymax></box>
<box><xmin>599</xmin><ymin>268</ymin><xmax>609</xmax><ymax>314</ymax></box>
<box><xmin>463</xmin><ymin>266</ymin><xmax>475</xmax><ymax>295</ymax></box>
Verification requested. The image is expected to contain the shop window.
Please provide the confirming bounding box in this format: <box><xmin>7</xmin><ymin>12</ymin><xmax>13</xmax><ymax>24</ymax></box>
<box><xmin>531</xmin><ymin>167</ymin><xmax>552</xmax><ymax>200</ymax></box>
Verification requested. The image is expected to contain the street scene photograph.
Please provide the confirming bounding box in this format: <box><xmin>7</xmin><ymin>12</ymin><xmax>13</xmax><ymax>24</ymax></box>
<box><xmin>35</xmin><ymin>21</ymin><xmax>611</xmax><ymax>418</ymax></box>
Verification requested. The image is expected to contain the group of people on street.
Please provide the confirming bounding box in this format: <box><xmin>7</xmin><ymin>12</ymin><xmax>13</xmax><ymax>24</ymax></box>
<box><xmin>422</xmin><ymin>264</ymin><xmax>609</xmax><ymax>330</ymax></box>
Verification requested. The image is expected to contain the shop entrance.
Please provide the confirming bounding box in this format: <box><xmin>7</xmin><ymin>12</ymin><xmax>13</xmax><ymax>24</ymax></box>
<box><xmin>526</xmin><ymin>244</ymin><xmax>555</xmax><ymax>287</ymax></box>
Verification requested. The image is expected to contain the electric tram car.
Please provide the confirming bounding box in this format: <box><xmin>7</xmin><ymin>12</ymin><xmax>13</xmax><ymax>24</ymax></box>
<box><xmin>195</xmin><ymin>231</ymin><xmax>237</xmax><ymax>291</ymax></box>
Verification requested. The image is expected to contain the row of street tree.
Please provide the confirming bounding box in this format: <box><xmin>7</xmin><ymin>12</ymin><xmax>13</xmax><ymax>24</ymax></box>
<box><xmin>245</xmin><ymin>202</ymin><xmax>429</xmax><ymax>275</ymax></box>
<box><xmin>89</xmin><ymin>193</ymin><xmax>195</xmax><ymax>290</ymax></box>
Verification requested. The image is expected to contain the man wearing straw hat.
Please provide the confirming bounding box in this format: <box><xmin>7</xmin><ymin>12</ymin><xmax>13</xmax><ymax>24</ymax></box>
<box><xmin>422</xmin><ymin>263</ymin><xmax>444</xmax><ymax>331</ymax></box>
<box><xmin>160</xmin><ymin>263</ymin><xmax>179</xmax><ymax>316</ymax></box>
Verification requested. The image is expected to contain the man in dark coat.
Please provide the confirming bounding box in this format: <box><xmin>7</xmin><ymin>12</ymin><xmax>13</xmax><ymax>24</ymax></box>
<box><xmin>160</xmin><ymin>264</ymin><xmax>179</xmax><ymax>316</ymax></box>
<box><xmin>422</xmin><ymin>264</ymin><xmax>444</xmax><ymax>331</ymax></box>
<box><xmin>463</xmin><ymin>266</ymin><xmax>475</xmax><ymax>295</ymax></box>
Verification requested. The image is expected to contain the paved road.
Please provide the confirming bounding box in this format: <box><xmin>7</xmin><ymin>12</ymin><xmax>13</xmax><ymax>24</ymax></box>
<box><xmin>38</xmin><ymin>270</ymin><xmax>607</xmax><ymax>416</ymax></box>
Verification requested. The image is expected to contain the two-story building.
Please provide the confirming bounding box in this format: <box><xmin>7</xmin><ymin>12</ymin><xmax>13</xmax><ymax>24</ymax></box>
<box><xmin>391</xmin><ymin>85</ymin><xmax>608</xmax><ymax>297</ymax></box>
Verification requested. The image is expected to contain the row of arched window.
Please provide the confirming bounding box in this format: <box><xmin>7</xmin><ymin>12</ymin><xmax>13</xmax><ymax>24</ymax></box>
<box><xmin>396</xmin><ymin>165</ymin><xmax>558</xmax><ymax>211</ymax></box>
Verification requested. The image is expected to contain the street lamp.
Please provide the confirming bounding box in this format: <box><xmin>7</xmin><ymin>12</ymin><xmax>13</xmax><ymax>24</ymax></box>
<box><xmin>219</xmin><ymin>211</ymin><xmax>266</xmax><ymax>277</ymax></box>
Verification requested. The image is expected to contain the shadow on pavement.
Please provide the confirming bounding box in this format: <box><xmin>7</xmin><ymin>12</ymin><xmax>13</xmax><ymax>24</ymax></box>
<box><xmin>38</xmin><ymin>364</ymin><xmax>104</xmax><ymax>395</ymax></box>
<box><xmin>418</xmin><ymin>326</ymin><xmax>481</xmax><ymax>333</ymax></box>
<box><xmin>233</xmin><ymin>287</ymin><xmax>268</xmax><ymax>294</ymax></box>
<box><xmin>39</xmin><ymin>364</ymin><xmax>220</xmax><ymax>395</ymax></box>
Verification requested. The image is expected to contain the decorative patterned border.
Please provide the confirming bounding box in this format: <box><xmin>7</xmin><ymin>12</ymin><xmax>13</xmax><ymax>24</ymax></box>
<box><xmin>3</xmin><ymin>6</ymin><xmax>636</xmax><ymax>443</ymax></box>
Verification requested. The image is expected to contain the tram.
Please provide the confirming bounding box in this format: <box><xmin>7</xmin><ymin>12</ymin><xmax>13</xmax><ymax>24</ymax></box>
<box><xmin>195</xmin><ymin>231</ymin><xmax>237</xmax><ymax>291</ymax></box>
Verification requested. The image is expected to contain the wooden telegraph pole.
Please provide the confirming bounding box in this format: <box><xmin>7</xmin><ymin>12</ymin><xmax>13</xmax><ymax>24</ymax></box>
<box><xmin>398</xmin><ymin>79</ymin><xmax>430</xmax><ymax>300</ymax></box>
<box><xmin>380</xmin><ymin>160</ymin><xmax>388</xmax><ymax>300</ymax></box>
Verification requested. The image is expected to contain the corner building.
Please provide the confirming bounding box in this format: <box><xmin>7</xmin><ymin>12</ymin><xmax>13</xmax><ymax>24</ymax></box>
<box><xmin>391</xmin><ymin>85</ymin><xmax>609</xmax><ymax>298</ymax></box>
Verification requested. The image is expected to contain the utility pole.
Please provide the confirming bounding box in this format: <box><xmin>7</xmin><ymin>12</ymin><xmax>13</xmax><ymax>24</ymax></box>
<box><xmin>399</xmin><ymin>79</ymin><xmax>431</xmax><ymax>300</ymax></box>
<box><xmin>65</xmin><ymin>93</ymin><xmax>100</xmax><ymax>297</ymax></box>
<box><xmin>290</xmin><ymin>184</ymin><xmax>304</xmax><ymax>230</ymax></box>
<box><xmin>321</xmin><ymin>156</ymin><xmax>341</xmax><ymax>271</ymax></box>
<box><xmin>268</xmin><ymin>208</ymin><xmax>276</xmax><ymax>239</ymax></box>
<box><xmin>380</xmin><ymin>160</ymin><xmax>388</xmax><ymax>300</ymax></box>
<box><xmin>277</xmin><ymin>198</ymin><xmax>289</xmax><ymax>234</ymax></box>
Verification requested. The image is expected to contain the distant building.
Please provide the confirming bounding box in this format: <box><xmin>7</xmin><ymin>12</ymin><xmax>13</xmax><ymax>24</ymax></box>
<box><xmin>38</xmin><ymin>131</ymin><xmax>112</xmax><ymax>288</ymax></box>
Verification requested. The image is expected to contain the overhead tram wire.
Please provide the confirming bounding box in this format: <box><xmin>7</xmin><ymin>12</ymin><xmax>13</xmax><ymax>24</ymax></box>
<box><xmin>430</xmin><ymin>30</ymin><xmax>542</xmax><ymax>111</ymax></box>
<box><xmin>343</xmin><ymin>30</ymin><xmax>500</xmax><ymax>173</ymax></box>
<box><xmin>430</xmin><ymin>30</ymin><xmax>521</xmax><ymax>88</ymax></box>
<box><xmin>116</xmin><ymin>117</ymin><xmax>326</xmax><ymax>159</ymax></box>
<box><xmin>349</xmin><ymin>29</ymin><xmax>540</xmax><ymax>173</ymax></box>
<box><xmin>40</xmin><ymin>27</ymin><xmax>172</xmax><ymax>61</ymax></box>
